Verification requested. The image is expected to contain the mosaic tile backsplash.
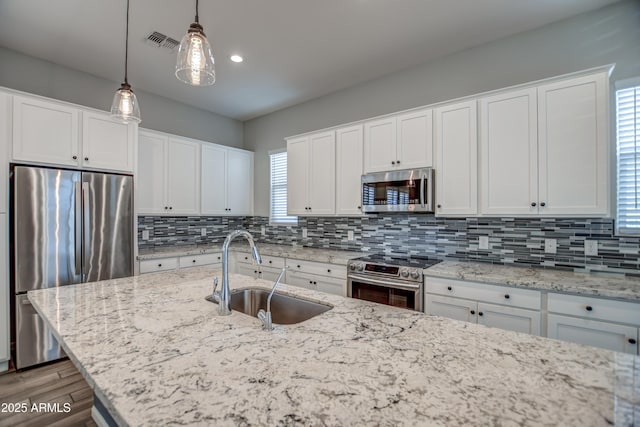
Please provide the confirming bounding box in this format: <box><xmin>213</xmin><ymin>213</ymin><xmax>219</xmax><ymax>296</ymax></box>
<box><xmin>138</xmin><ymin>215</ymin><xmax>640</xmax><ymax>275</ymax></box>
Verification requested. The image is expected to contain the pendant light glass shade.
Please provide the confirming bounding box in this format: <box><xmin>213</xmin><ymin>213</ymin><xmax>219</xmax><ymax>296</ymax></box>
<box><xmin>110</xmin><ymin>0</ymin><xmax>141</xmax><ymax>124</ymax></box>
<box><xmin>176</xmin><ymin>0</ymin><xmax>215</xmax><ymax>86</ymax></box>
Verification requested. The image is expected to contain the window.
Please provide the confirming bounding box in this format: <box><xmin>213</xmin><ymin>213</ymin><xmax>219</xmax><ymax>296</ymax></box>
<box><xmin>270</xmin><ymin>150</ymin><xmax>297</xmax><ymax>225</ymax></box>
<box><xmin>617</xmin><ymin>82</ymin><xmax>640</xmax><ymax>234</ymax></box>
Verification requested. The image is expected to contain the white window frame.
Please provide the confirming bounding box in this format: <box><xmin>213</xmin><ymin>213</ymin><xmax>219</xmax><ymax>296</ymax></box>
<box><xmin>269</xmin><ymin>149</ymin><xmax>298</xmax><ymax>226</ymax></box>
<box><xmin>615</xmin><ymin>77</ymin><xmax>640</xmax><ymax>235</ymax></box>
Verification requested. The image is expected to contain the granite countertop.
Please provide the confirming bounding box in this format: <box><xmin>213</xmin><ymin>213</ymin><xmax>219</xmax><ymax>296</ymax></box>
<box><xmin>137</xmin><ymin>243</ymin><xmax>362</xmax><ymax>266</ymax></box>
<box><xmin>424</xmin><ymin>260</ymin><xmax>640</xmax><ymax>301</ymax></box>
<box><xmin>29</xmin><ymin>267</ymin><xmax>639</xmax><ymax>426</ymax></box>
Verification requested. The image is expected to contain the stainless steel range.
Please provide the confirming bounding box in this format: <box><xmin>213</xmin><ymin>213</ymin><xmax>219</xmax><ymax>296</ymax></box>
<box><xmin>347</xmin><ymin>254</ymin><xmax>440</xmax><ymax>312</ymax></box>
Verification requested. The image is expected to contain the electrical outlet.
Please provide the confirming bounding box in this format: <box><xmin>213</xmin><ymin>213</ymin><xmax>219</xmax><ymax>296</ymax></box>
<box><xmin>141</xmin><ymin>230</ymin><xmax>149</xmax><ymax>240</ymax></box>
<box><xmin>302</xmin><ymin>228</ymin><xmax>308</xmax><ymax>238</ymax></box>
<box><xmin>544</xmin><ymin>238</ymin><xmax>557</xmax><ymax>254</ymax></box>
<box><xmin>347</xmin><ymin>230</ymin><xmax>354</xmax><ymax>241</ymax></box>
<box><xmin>585</xmin><ymin>240</ymin><xmax>598</xmax><ymax>256</ymax></box>
<box><xmin>261</xmin><ymin>226</ymin><xmax>266</xmax><ymax>236</ymax></box>
<box><xmin>478</xmin><ymin>236</ymin><xmax>489</xmax><ymax>250</ymax></box>
<box><xmin>201</xmin><ymin>228</ymin><xmax>207</xmax><ymax>237</ymax></box>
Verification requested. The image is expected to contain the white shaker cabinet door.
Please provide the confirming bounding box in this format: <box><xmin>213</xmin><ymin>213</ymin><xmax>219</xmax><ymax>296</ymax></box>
<box><xmin>425</xmin><ymin>294</ymin><xmax>478</xmax><ymax>323</ymax></box>
<box><xmin>287</xmin><ymin>136</ymin><xmax>310</xmax><ymax>216</ymax></box>
<box><xmin>547</xmin><ymin>314</ymin><xmax>638</xmax><ymax>355</ymax></box>
<box><xmin>397</xmin><ymin>108</ymin><xmax>433</xmax><ymax>169</ymax></box>
<box><xmin>480</xmin><ymin>89</ymin><xmax>538</xmax><ymax>215</ymax></box>
<box><xmin>435</xmin><ymin>100</ymin><xmax>478</xmax><ymax>216</ymax></box>
<box><xmin>477</xmin><ymin>302</ymin><xmax>541</xmax><ymax>336</ymax></box>
<box><xmin>364</xmin><ymin>117</ymin><xmax>396</xmax><ymax>173</ymax></box>
<box><xmin>226</xmin><ymin>149</ymin><xmax>253</xmax><ymax>215</ymax></box>
<box><xmin>137</xmin><ymin>131</ymin><xmax>167</xmax><ymax>215</ymax></box>
<box><xmin>166</xmin><ymin>137</ymin><xmax>200</xmax><ymax>215</ymax></box>
<box><xmin>336</xmin><ymin>125</ymin><xmax>364</xmax><ymax>216</ymax></box>
<box><xmin>537</xmin><ymin>73</ymin><xmax>609</xmax><ymax>216</ymax></box>
<box><xmin>12</xmin><ymin>95</ymin><xmax>80</xmax><ymax>167</ymax></box>
<box><xmin>81</xmin><ymin>111</ymin><xmax>135</xmax><ymax>172</ymax></box>
<box><xmin>201</xmin><ymin>144</ymin><xmax>227</xmax><ymax>215</ymax></box>
<box><xmin>308</xmin><ymin>131</ymin><xmax>336</xmax><ymax>215</ymax></box>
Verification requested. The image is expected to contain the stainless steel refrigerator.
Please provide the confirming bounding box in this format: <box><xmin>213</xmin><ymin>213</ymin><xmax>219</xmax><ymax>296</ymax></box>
<box><xmin>12</xmin><ymin>165</ymin><xmax>133</xmax><ymax>369</ymax></box>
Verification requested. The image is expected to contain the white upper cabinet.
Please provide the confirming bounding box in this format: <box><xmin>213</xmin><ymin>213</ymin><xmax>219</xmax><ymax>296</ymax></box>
<box><xmin>480</xmin><ymin>88</ymin><xmax>538</xmax><ymax>215</ymax></box>
<box><xmin>287</xmin><ymin>131</ymin><xmax>335</xmax><ymax>216</ymax></box>
<box><xmin>12</xmin><ymin>95</ymin><xmax>135</xmax><ymax>172</ymax></box>
<box><xmin>364</xmin><ymin>109</ymin><xmax>433</xmax><ymax>173</ymax></box>
<box><xmin>0</xmin><ymin>93</ymin><xmax>9</xmax><ymax>214</ymax></box>
<box><xmin>201</xmin><ymin>145</ymin><xmax>253</xmax><ymax>216</ymax></box>
<box><xmin>82</xmin><ymin>111</ymin><xmax>135</xmax><ymax>172</ymax></box>
<box><xmin>435</xmin><ymin>100</ymin><xmax>478</xmax><ymax>216</ymax></box>
<box><xmin>537</xmin><ymin>73</ymin><xmax>609</xmax><ymax>216</ymax></box>
<box><xmin>12</xmin><ymin>95</ymin><xmax>80</xmax><ymax>167</ymax></box>
<box><xmin>336</xmin><ymin>124</ymin><xmax>363</xmax><ymax>216</ymax></box>
<box><xmin>137</xmin><ymin>130</ymin><xmax>200</xmax><ymax>215</ymax></box>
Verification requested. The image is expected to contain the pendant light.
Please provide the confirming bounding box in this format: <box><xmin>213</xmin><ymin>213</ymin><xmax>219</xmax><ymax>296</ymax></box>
<box><xmin>110</xmin><ymin>0</ymin><xmax>141</xmax><ymax>123</ymax></box>
<box><xmin>175</xmin><ymin>0</ymin><xmax>215</xmax><ymax>86</ymax></box>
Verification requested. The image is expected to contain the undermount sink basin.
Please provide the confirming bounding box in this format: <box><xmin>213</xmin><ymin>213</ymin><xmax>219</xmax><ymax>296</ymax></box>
<box><xmin>206</xmin><ymin>287</ymin><xmax>333</xmax><ymax>324</ymax></box>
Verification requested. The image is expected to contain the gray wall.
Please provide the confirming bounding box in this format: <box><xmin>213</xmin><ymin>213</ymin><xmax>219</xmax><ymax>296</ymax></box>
<box><xmin>244</xmin><ymin>0</ymin><xmax>640</xmax><ymax>216</ymax></box>
<box><xmin>0</xmin><ymin>46</ymin><xmax>244</xmax><ymax>148</ymax></box>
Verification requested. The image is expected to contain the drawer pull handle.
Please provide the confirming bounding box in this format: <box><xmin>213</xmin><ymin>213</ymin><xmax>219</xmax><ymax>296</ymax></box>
<box><xmin>447</xmin><ymin>286</ymin><xmax>452</xmax><ymax>291</ymax></box>
<box><xmin>192</xmin><ymin>259</ymin><xmax>196</xmax><ymax>263</ymax></box>
<box><xmin>470</xmin><ymin>310</ymin><xmax>475</xmax><ymax>315</ymax></box>
<box><xmin>245</xmin><ymin>257</ymin><xmax>248</xmax><ymax>260</ymax></box>
<box><xmin>309</xmin><ymin>280</ymin><xmax>313</xmax><ymax>284</ymax></box>
<box><xmin>313</xmin><ymin>281</ymin><xmax>317</xmax><ymax>285</ymax></box>
<box><xmin>327</xmin><ymin>269</ymin><xmax>331</xmax><ymax>273</ymax></box>
<box><xmin>585</xmin><ymin>306</ymin><xmax>593</xmax><ymax>312</ymax></box>
<box><xmin>478</xmin><ymin>312</ymin><xmax>484</xmax><ymax>317</ymax></box>
<box><xmin>504</xmin><ymin>294</ymin><xmax>510</xmax><ymax>299</ymax></box>
<box><xmin>297</xmin><ymin>265</ymin><xmax>301</xmax><ymax>268</ymax></box>
<box><xmin>158</xmin><ymin>264</ymin><xmax>162</xmax><ymax>267</ymax></box>
<box><xmin>629</xmin><ymin>338</ymin><xmax>637</xmax><ymax>345</ymax></box>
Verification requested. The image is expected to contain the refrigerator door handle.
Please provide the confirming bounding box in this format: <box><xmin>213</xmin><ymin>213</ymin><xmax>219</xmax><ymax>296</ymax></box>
<box><xmin>75</xmin><ymin>181</ymin><xmax>82</xmax><ymax>276</ymax></box>
<box><xmin>82</xmin><ymin>182</ymin><xmax>90</xmax><ymax>282</ymax></box>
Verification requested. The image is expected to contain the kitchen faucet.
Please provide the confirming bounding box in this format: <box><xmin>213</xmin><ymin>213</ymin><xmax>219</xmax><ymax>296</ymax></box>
<box><xmin>212</xmin><ymin>230</ymin><xmax>262</xmax><ymax>315</ymax></box>
<box><xmin>257</xmin><ymin>266</ymin><xmax>288</xmax><ymax>330</ymax></box>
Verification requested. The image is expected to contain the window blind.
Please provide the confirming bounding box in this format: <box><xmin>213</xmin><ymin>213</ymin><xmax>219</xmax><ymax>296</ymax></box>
<box><xmin>617</xmin><ymin>85</ymin><xmax>640</xmax><ymax>234</ymax></box>
<box><xmin>270</xmin><ymin>151</ymin><xmax>298</xmax><ymax>225</ymax></box>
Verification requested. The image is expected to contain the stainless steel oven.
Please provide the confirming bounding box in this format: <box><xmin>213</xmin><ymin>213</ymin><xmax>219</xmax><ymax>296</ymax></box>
<box><xmin>361</xmin><ymin>168</ymin><xmax>434</xmax><ymax>213</ymax></box>
<box><xmin>347</xmin><ymin>255</ymin><xmax>440</xmax><ymax>312</ymax></box>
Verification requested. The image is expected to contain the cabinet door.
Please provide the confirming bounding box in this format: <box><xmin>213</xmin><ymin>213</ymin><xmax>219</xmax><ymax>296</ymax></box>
<box><xmin>397</xmin><ymin>109</ymin><xmax>433</xmax><ymax>169</ymax></box>
<box><xmin>477</xmin><ymin>302</ymin><xmax>541</xmax><ymax>336</ymax></box>
<box><xmin>166</xmin><ymin>138</ymin><xmax>200</xmax><ymax>215</ymax></box>
<box><xmin>201</xmin><ymin>144</ymin><xmax>227</xmax><ymax>215</ymax></box>
<box><xmin>336</xmin><ymin>125</ymin><xmax>363</xmax><ymax>216</ymax></box>
<box><xmin>12</xmin><ymin>95</ymin><xmax>80</xmax><ymax>167</ymax></box>
<box><xmin>137</xmin><ymin>131</ymin><xmax>167</xmax><ymax>215</ymax></box>
<box><xmin>364</xmin><ymin>117</ymin><xmax>397</xmax><ymax>173</ymax></box>
<box><xmin>538</xmin><ymin>73</ymin><xmax>609</xmax><ymax>215</ymax></box>
<box><xmin>435</xmin><ymin>100</ymin><xmax>478</xmax><ymax>216</ymax></box>
<box><xmin>226</xmin><ymin>149</ymin><xmax>253</xmax><ymax>215</ymax></box>
<box><xmin>309</xmin><ymin>131</ymin><xmax>336</xmax><ymax>215</ymax></box>
<box><xmin>425</xmin><ymin>294</ymin><xmax>478</xmax><ymax>323</ymax></box>
<box><xmin>316</xmin><ymin>276</ymin><xmax>346</xmax><ymax>297</ymax></box>
<box><xmin>480</xmin><ymin>89</ymin><xmax>537</xmax><ymax>215</ymax></box>
<box><xmin>286</xmin><ymin>271</ymin><xmax>317</xmax><ymax>290</ymax></box>
<box><xmin>547</xmin><ymin>314</ymin><xmax>637</xmax><ymax>355</ymax></box>
<box><xmin>0</xmin><ymin>213</ymin><xmax>8</xmax><ymax>362</ymax></box>
<box><xmin>258</xmin><ymin>266</ymin><xmax>285</xmax><ymax>282</ymax></box>
<box><xmin>82</xmin><ymin>111</ymin><xmax>135</xmax><ymax>172</ymax></box>
<box><xmin>287</xmin><ymin>136</ymin><xmax>309</xmax><ymax>215</ymax></box>
<box><xmin>235</xmin><ymin>263</ymin><xmax>259</xmax><ymax>279</ymax></box>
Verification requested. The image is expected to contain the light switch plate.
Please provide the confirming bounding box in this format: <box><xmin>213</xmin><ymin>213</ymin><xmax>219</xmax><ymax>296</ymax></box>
<box><xmin>347</xmin><ymin>230</ymin><xmax>354</xmax><ymax>241</ymax></box>
<box><xmin>302</xmin><ymin>228</ymin><xmax>308</xmax><ymax>238</ymax></box>
<box><xmin>585</xmin><ymin>240</ymin><xmax>598</xmax><ymax>256</ymax></box>
<box><xmin>544</xmin><ymin>238</ymin><xmax>557</xmax><ymax>254</ymax></box>
<box><xmin>478</xmin><ymin>236</ymin><xmax>489</xmax><ymax>250</ymax></box>
<box><xmin>201</xmin><ymin>228</ymin><xmax>207</xmax><ymax>237</ymax></box>
<box><xmin>261</xmin><ymin>226</ymin><xmax>266</xmax><ymax>236</ymax></box>
<box><xmin>141</xmin><ymin>230</ymin><xmax>149</xmax><ymax>240</ymax></box>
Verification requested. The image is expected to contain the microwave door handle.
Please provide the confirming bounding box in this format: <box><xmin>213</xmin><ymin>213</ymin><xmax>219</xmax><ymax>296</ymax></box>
<box><xmin>420</xmin><ymin>173</ymin><xmax>426</xmax><ymax>208</ymax></box>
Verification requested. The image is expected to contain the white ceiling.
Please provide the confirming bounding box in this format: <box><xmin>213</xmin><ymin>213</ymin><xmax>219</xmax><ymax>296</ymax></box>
<box><xmin>0</xmin><ymin>0</ymin><xmax>620</xmax><ymax>121</ymax></box>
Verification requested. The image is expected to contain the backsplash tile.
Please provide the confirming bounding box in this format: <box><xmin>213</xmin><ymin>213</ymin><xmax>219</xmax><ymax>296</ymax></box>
<box><xmin>138</xmin><ymin>215</ymin><xmax>640</xmax><ymax>275</ymax></box>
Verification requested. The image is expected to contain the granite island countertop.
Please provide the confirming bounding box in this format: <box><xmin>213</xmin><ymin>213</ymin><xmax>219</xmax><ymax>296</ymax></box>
<box><xmin>28</xmin><ymin>267</ymin><xmax>640</xmax><ymax>426</ymax></box>
<box><xmin>424</xmin><ymin>260</ymin><xmax>640</xmax><ymax>301</ymax></box>
<box><xmin>137</xmin><ymin>243</ymin><xmax>362</xmax><ymax>265</ymax></box>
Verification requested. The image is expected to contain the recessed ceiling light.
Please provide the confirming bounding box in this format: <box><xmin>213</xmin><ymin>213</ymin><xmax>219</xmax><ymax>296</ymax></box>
<box><xmin>230</xmin><ymin>55</ymin><xmax>243</xmax><ymax>63</ymax></box>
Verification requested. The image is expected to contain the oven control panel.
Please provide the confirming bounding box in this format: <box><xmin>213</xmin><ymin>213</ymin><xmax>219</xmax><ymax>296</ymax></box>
<box><xmin>348</xmin><ymin>261</ymin><xmax>423</xmax><ymax>283</ymax></box>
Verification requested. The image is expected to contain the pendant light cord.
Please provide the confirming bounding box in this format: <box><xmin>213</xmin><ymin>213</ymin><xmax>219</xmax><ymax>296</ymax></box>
<box><xmin>195</xmin><ymin>0</ymin><xmax>199</xmax><ymax>23</ymax></box>
<box><xmin>124</xmin><ymin>0</ymin><xmax>130</xmax><ymax>84</ymax></box>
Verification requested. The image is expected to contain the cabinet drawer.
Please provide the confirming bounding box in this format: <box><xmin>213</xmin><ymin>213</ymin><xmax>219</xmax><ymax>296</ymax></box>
<box><xmin>260</xmin><ymin>255</ymin><xmax>285</xmax><ymax>269</ymax></box>
<box><xmin>139</xmin><ymin>257</ymin><xmax>178</xmax><ymax>274</ymax></box>
<box><xmin>179</xmin><ymin>253</ymin><xmax>222</xmax><ymax>268</ymax></box>
<box><xmin>288</xmin><ymin>259</ymin><xmax>346</xmax><ymax>280</ymax></box>
<box><xmin>547</xmin><ymin>314</ymin><xmax>638</xmax><ymax>354</ymax></box>
<box><xmin>548</xmin><ymin>293</ymin><xmax>640</xmax><ymax>326</ymax></box>
<box><xmin>425</xmin><ymin>278</ymin><xmax>541</xmax><ymax>310</ymax></box>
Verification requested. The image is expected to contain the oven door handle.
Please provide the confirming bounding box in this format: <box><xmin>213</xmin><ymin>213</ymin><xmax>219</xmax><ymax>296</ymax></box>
<box><xmin>348</xmin><ymin>275</ymin><xmax>421</xmax><ymax>291</ymax></box>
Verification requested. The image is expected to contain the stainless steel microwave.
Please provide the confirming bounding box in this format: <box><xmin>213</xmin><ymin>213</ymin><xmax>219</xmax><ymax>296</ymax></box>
<box><xmin>361</xmin><ymin>168</ymin><xmax>434</xmax><ymax>213</ymax></box>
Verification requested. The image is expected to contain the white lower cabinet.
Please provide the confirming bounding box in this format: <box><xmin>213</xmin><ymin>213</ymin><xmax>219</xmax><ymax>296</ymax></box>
<box><xmin>139</xmin><ymin>252</ymin><xmax>221</xmax><ymax>274</ymax></box>
<box><xmin>287</xmin><ymin>270</ymin><xmax>345</xmax><ymax>296</ymax></box>
<box><xmin>425</xmin><ymin>277</ymin><xmax>542</xmax><ymax>336</ymax></box>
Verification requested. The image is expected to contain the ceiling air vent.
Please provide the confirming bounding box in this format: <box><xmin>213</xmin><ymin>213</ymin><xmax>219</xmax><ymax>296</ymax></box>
<box><xmin>144</xmin><ymin>31</ymin><xmax>180</xmax><ymax>53</ymax></box>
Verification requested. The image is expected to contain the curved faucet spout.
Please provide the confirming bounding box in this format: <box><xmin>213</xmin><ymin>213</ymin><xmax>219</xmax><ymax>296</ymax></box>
<box><xmin>217</xmin><ymin>230</ymin><xmax>262</xmax><ymax>316</ymax></box>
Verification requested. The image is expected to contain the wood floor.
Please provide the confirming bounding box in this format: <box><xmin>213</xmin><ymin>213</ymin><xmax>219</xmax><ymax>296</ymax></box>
<box><xmin>0</xmin><ymin>359</ymin><xmax>96</xmax><ymax>427</ymax></box>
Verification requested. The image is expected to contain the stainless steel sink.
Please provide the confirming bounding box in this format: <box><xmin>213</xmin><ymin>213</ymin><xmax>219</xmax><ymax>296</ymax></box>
<box><xmin>206</xmin><ymin>287</ymin><xmax>333</xmax><ymax>325</ymax></box>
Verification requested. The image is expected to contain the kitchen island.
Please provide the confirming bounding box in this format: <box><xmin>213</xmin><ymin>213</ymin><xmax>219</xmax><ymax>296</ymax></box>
<box><xmin>28</xmin><ymin>267</ymin><xmax>639</xmax><ymax>426</ymax></box>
